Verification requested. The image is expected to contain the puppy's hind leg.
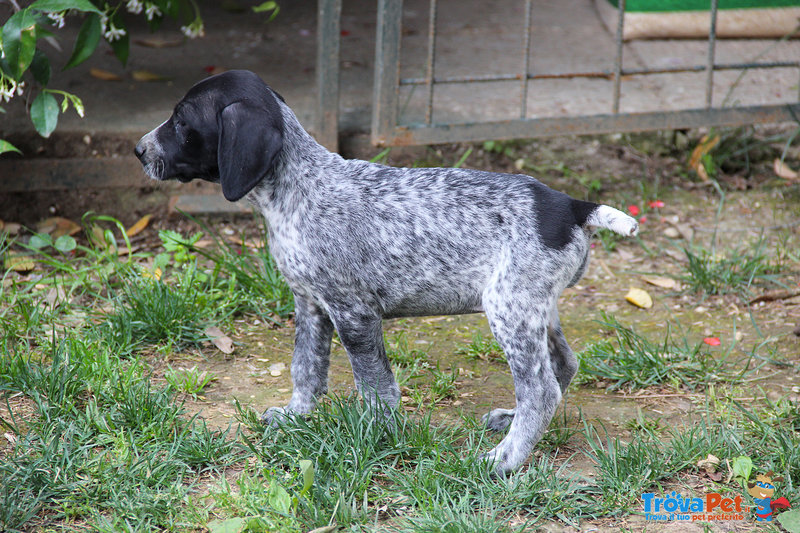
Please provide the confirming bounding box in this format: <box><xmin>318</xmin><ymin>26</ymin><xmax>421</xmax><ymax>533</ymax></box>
<box><xmin>480</xmin><ymin>280</ymin><xmax>562</xmax><ymax>476</ymax></box>
<box><xmin>261</xmin><ymin>294</ymin><xmax>334</xmax><ymax>426</ymax></box>
<box><xmin>484</xmin><ymin>308</ymin><xmax>577</xmax><ymax>433</ymax></box>
<box><xmin>548</xmin><ymin>310</ymin><xmax>578</xmax><ymax>394</ymax></box>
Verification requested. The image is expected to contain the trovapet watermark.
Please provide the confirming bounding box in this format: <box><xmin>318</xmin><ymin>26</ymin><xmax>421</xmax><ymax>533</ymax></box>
<box><xmin>643</xmin><ymin>471</ymin><xmax>791</xmax><ymax>524</ymax></box>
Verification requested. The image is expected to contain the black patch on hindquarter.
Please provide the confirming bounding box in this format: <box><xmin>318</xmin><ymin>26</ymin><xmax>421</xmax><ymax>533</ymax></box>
<box><xmin>529</xmin><ymin>181</ymin><xmax>598</xmax><ymax>250</ymax></box>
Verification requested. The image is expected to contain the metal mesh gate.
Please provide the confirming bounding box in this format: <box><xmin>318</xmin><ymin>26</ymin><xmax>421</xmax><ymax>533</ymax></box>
<box><xmin>366</xmin><ymin>0</ymin><xmax>800</xmax><ymax>147</ymax></box>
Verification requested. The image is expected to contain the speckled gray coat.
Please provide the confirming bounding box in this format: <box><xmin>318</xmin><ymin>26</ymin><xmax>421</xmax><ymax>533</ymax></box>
<box><xmin>135</xmin><ymin>70</ymin><xmax>638</xmax><ymax>476</ymax></box>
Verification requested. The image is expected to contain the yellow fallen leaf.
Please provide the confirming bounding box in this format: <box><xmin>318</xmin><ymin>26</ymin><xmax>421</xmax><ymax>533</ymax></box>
<box><xmin>141</xmin><ymin>267</ymin><xmax>163</xmax><ymax>281</ymax></box>
<box><xmin>641</xmin><ymin>275</ymin><xmax>678</xmax><ymax>290</ymax></box>
<box><xmin>132</xmin><ymin>70</ymin><xmax>169</xmax><ymax>82</ymax></box>
<box><xmin>89</xmin><ymin>68</ymin><xmax>122</xmax><ymax>81</ymax></box>
<box><xmin>695</xmin><ymin>161</ymin><xmax>709</xmax><ymax>181</ymax></box>
<box><xmin>625</xmin><ymin>287</ymin><xmax>653</xmax><ymax>309</ymax></box>
<box><xmin>774</xmin><ymin>158</ymin><xmax>799</xmax><ymax>180</ymax></box>
<box><xmin>126</xmin><ymin>214</ymin><xmax>152</xmax><ymax>237</ymax></box>
<box><xmin>5</xmin><ymin>254</ymin><xmax>35</xmax><ymax>272</ymax></box>
<box><xmin>688</xmin><ymin>133</ymin><xmax>720</xmax><ymax>170</ymax></box>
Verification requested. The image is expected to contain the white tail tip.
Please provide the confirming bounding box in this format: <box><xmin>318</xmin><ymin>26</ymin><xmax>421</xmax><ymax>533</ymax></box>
<box><xmin>586</xmin><ymin>205</ymin><xmax>639</xmax><ymax>237</ymax></box>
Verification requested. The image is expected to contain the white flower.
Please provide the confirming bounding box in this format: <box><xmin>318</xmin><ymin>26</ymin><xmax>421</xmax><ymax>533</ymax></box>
<box><xmin>16</xmin><ymin>81</ymin><xmax>24</xmax><ymax>96</ymax></box>
<box><xmin>180</xmin><ymin>20</ymin><xmax>205</xmax><ymax>39</ymax></box>
<box><xmin>48</xmin><ymin>11</ymin><xmax>66</xmax><ymax>29</ymax></box>
<box><xmin>145</xmin><ymin>3</ymin><xmax>162</xmax><ymax>21</ymax></box>
<box><xmin>0</xmin><ymin>77</ymin><xmax>17</xmax><ymax>103</ymax></box>
<box><xmin>126</xmin><ymin>0</ymin><xmax>144</xmax><ymax>14</ymax></box>
<box><xmin>104</xmin><ymin>24</ymin><xmax>127</xmax><ymax>42</ymax></box>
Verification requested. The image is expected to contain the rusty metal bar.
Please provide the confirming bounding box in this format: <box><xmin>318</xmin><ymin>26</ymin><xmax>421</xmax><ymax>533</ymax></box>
<box><xmin>399</xmin><ymin>60</ymin><xmax>800</xmax><ymax>86</ymax></box>
<box><xmin>377</xmin><ymin>103</ymin><xmax>800</xmax><ymax>146</ymax></box>
<box><xmin>316</xmin><ymin>0</ymin><xmax>342</xmax><ymax>152</ymax></box>
<box><xmin>424</xmin><ymin>0</ymin><xmax>438</xmax><ymax>124</ymax></box>
<box><xmin>520</xmin><ymin>0</ymin><xmax>533</xmax><ymax>119</ymax></box>
<box><xmin>372</xmin><ymin>0</ymin><xmax>404</xmax><ymax>145</ymax></box>
<box><xmin>705</xmin><ymin>0</ymin><xmax>719</xmax><ymax>108</ymax></box>
<box><xmin>612</xmin><ymin>0</ymin><xmax>626</xmax><ymax>113</ymax></box>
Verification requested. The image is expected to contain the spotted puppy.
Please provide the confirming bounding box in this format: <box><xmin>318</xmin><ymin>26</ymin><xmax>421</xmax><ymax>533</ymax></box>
<box><xmin>135</xmin><ymin>70</ymin><xmax>638</xmax><ymax>476</ymax></box>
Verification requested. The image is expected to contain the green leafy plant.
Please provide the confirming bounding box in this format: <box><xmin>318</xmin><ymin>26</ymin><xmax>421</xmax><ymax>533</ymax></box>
<box><xmin>0</xmin><ymin>1</ymin><xmax>275</xmax><ymax>153</ymax></box>
<box><xmin>428</xmin><ymin>363</ymin><xmax>458</xmax><ymax>402</ymax></box>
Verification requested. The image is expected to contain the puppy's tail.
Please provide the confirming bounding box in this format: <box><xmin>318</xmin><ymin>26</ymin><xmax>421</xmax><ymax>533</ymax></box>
<box><xmin>583</xmin><ymin>204</ymin><xmax>639</xmax><ymax>237</ymax></box>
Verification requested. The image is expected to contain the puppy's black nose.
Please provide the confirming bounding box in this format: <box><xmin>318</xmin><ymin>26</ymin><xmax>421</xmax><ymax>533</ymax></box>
<box><xmin>134</xmin><ymin>142</ymin><xmax>145</xmax><ymax>159</ymax></box>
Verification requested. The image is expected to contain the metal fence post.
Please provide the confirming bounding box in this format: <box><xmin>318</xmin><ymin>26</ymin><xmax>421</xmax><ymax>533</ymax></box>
<box><xmin>316</xmin><ymin>0</ymin><xmax>342</xmax><ymax>152</ymax></box>
<box><xmin>372</xmin><ymin>0</ymin><xmax>404</xmax><ymax>146</ymax></box>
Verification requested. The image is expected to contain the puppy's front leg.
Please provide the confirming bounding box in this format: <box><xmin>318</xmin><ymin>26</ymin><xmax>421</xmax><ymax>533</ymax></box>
<box><xmin>261</xmin><ymin>294</ymin><xmax>334</xmax><ymax>425</ymax></box>
<box><xmin>329</xmin><ymin>306</ymin><xmax>400</xmax><ymax>417</ymax></box>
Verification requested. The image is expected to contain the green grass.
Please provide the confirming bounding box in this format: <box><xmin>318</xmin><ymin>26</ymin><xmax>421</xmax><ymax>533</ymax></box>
<box><xmin>577</xmin><ymin>314</ymin><xmax>758</xmax><ymax>391</ymax></box>
<box><xmin>0</xmin><ymin>338</ymin><xmax>241</xmax><ymax>532</ymax></box>
<box><xmin>164</xmin><ymin>365</ymin><xmax>217</xmax><ymax>398</ymax></box>
<box><xmin>679</xmin><ymin>237</ymin><xmax>787</xmax><ymax>298</ymax></box>
<box><xmin>457</xmin><ymin>332</ymin><xmax>505</xmax><ymax>363</ymax></box>
<box><xmin>387</xmin><ymin>331</ymin><xmax>428</xmax><ymax>367</ymax></box>
<box><xmin>1</xmin><ymin>206</ymin><xmax>798</xmax><ymax>530</ymax></box>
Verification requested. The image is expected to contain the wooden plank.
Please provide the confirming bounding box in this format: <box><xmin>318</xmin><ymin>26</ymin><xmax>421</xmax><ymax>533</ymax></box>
<box><xmin>0</xmin><ymin>156</ymin><xmax>145</xmax><ymax>192</ymax></box>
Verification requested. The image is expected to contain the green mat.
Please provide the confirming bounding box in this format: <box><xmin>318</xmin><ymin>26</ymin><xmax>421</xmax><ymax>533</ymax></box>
<box><xmin>607</xmin><ymin>0</ymin><xmax>800</xmax><ymax>12</ymax></box>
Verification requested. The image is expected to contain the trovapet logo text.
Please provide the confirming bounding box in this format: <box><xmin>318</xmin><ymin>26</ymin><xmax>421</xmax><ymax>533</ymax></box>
<box><xmin>643</xmin><ymin>491</ymin><xmax>748</xmax><ymax>522</ymax></box>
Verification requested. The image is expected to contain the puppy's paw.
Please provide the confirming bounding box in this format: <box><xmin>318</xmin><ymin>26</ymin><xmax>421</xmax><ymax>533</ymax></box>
<box><xmin>482</xmin><ymin>407</ymin><xmax>515</xmax><ymax>433</ymax></box>
<box><xmin>259</xmin><ymin>406</ymin><xmax>291</xmax><ymax>427</ymax></box>
<box><xmin>479</xmin><ymin>446</ymin><xmax>514</xmax><ymax>478</ymax></box>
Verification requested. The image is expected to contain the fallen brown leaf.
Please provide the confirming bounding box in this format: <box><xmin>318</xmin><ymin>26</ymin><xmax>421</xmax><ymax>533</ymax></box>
<box><xmin>5</xmin><ymin>254</ymin><xmax>35</xmax><ymax>272</ymax></box>
<box><xmin>38</xmin><ymin>216</ymin><xmax>81</xmax><ymax>238</ymax></box>
<box><xmin>697</xmin><ymin>453</ymin><xmax>720</xmax><ymax>474</ymax></box>
<box><xmin>774</xmin><ymin>158</ymin><xmax>799</xmax><ymax>180</ymax></box>
<box><xmin>3</xmin><ymin>222</ymin><xmax>21</xmax><ymax>235</ymax></box>
<box><xmin>126</xmin><ymin>214</ymin><xmax>152</xmax><ymax>237</ymax></box>
<box><xmin>641</xmin><ymin>275</ymin><xmax>678</xmax><ymax>290</ymax></box>
<box><xmin>688</xmin><ymin>133</ymin><xmax>720</xmax><ymax>171</ymax></box>
<box><xmin>204</xmin><ymin>326</ymin><xmax>234</xmax><ymax>354</ymax></box>
<box><xmin>132</xmin><ymin>70</ymin><xmax>169</xmax><ymax>82</ymax></box>
<box><xmin>695</xmin><ymin>162</ymin><xmax>709</xmax><ymax>181</ymax></box>
<box><xmin>134</xmin><ymin>37</ymin><xmax>183</xmax><ymax>48</ymax></box>
<box><xmin>89</xmin><ymin>68</ymin><xmax>122</xmax><ymax>81</ymax></box>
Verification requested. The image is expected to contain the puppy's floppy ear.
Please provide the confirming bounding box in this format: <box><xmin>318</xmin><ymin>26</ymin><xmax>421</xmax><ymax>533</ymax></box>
<box><xmin>217</xmin><ymin>101</ymin><xmax>284</xmax><ymax>202</ymax></box>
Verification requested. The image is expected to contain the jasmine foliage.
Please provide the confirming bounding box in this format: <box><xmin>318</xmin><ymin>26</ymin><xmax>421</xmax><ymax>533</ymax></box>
<box><xmin>0</xmin><ymin>1</ymin><xmax>278</xmax><ymax>152</ymax></box>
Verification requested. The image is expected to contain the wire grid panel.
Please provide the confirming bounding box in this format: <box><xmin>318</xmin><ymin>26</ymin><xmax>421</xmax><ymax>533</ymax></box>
<box><xmin>371</xmin><ymin>0</ymin><xmax>800</xmax><ymax>146</ymax></box>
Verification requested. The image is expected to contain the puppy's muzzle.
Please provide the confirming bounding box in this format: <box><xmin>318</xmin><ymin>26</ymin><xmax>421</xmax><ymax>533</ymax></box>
<box><xmin>134</xmin><ymin>135</ymin><xmax>166</xmax><ymax>181</ymax></box>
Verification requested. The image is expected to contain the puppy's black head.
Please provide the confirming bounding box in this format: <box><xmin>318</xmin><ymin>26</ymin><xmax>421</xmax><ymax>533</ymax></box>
<box><xmin>134</xmin><ymin>70</ymin><xmax>285</xmax><ymax>201</ymax></box>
